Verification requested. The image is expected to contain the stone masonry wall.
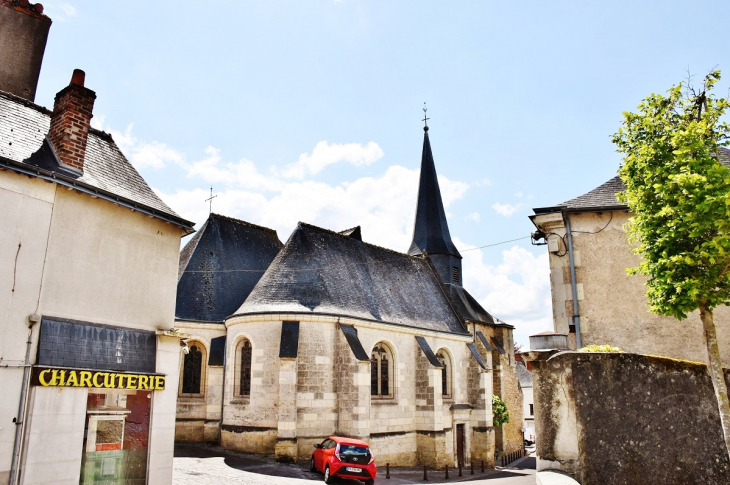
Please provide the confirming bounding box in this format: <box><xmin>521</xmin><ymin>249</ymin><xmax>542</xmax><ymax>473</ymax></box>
<box><xmin>532</xmin><ymin>351</ymin><xmax>730</xmax><ymax>485</ymax></box>
<box><xmin>221</xmin><ymin>322</ymin><xmax>281</xmax><ymax>454</ymax></box>
<box><xmin>174</xmin><ymin>323</ymin><xmax>226</xmax><ymax>444</ymax></box>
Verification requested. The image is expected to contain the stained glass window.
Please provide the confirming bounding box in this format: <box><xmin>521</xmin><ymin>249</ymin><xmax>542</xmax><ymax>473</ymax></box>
<box><xmin>182</xmin><ymin>345</ymin><xmax>203</xmax><ymax>394</ymax></box>
<box><xmin>240</xmin><ymin>340</ymin><xmax>252</xmax><ymax>396</ymax></box>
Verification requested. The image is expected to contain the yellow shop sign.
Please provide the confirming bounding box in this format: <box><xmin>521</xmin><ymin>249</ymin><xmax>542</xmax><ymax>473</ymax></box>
<box><xmin>31</xmin><ymin>366</ymin><xmax>165</xmax><ymax>390</ymax></box>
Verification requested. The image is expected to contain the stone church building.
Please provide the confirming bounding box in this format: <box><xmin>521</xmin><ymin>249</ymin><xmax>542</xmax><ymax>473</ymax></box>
<box><xmin>174</xmin><ymin>126</ymin><xmax>524</xmax><ymax>468</ymax></box>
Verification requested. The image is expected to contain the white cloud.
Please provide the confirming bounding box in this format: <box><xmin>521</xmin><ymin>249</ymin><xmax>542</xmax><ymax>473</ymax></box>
<box><xmin>515</xmin><ymin>191</ymin><xmax>523</xmax><ymax>198</ymax></box>
<box><xmin>109</xmin><ymin>121</ymin><xmax>548</xmax><ymax>347</ymax></box>
<box><xmin>456</xmin><ymin>238</ymin><xmax>553</xmax><ymax>347</ymax></box>
<box><xmin>466</xmin><ymin>212</ymin><xmax>481</xmax><ymax>222</ymax></box>
<box><xmin>44</xmin><ymin>2</ymin><xmax>76</xmax><ymax>21</ymax></box>
<box><xmin>157</xmin><ymin>164</ymin><xmax>444</xmax><ymax>252</ymax></box>
<box><xmin>473</xmin><ymin>177</ymin><xmax>493</xmax><ymax>187</ymax></box>
<box><xmin>280</xmin><ymin>140</ymin><xmax>384</xmax><ymax>179</ymax></box>
<box><xmin>492</xmin><ymin>202</ymin><xmax>523</xmax><ymax>217</ymax></box>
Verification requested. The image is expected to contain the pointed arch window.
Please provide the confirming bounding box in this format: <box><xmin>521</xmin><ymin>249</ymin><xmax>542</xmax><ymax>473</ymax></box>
<box><xmin>371</xmin><ymin>343</ymin><xmax>393</xmax><ymax>398</ymax></box>
<box><xmin>235</xmin><ymin>339</ymin><xmax>253</xmax><ymax>397</ymax></box>
<box><xmin>437</xmin><ymin>349</ymin><xmax>452</xmax><ymax>399</ymax></box>
<box><xmin>180</xmin><ymin>341</ymin><xmax>206</xmax><ymax>396</ymax></box>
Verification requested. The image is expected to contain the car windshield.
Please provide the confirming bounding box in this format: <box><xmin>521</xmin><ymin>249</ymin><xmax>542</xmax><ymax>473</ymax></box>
<box><xmin>338</xmin><ymin>445</ymin><xmax>369</xmax><ymax>456</ymax></box>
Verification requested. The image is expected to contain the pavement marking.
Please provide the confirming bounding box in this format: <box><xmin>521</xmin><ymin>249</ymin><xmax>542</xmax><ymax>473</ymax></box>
<box><xmin>174</xmin><ymin>457</ymin><xmax>320</xmax><ymax>484</ymax></box>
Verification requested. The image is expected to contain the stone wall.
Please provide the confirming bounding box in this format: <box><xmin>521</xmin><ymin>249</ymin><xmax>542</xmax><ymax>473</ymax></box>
<box><xmin>175</xmin><ymin>314</ymin><xmax>510</xmax><ymax>469</ymax></box>
<box><xmin>531</xmin><ymin>351</ymin><xmax>730</xmax><ymax>485</ymax></box>
<box><xmin>173</xmin><ymin>323</ymin><xmax>226</xmax><ymax>444</ymax></box>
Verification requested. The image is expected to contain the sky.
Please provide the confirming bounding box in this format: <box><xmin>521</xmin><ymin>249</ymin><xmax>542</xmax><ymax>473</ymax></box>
<box><xmin>33</xmin><ymin>0</ymin><xmax>730</xmax><ymax>346</ymax></box>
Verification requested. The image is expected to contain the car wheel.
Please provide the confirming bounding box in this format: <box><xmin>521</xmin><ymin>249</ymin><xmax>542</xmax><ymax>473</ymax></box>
<box><xmin>324</xmin><ymin>465</ymin><xmax>333</xmax><ymax>484</ymax></box>
<box><xmin>310</xmin><ymin>456</ymin><xmax>317</xmax><ymax>473</ymax></box>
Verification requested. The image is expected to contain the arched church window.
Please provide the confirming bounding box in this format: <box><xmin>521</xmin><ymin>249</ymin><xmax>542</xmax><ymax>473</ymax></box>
<box><xmin>371</xmin><ymin>343</ymin><xmax>393</xmax><ymax>398</ymax></box>
<box><xmin>180</xmin><ymin>341</ymin><xmax>206</xmax><ymax>396</ymax></box>
<box><xmin>235</xmin><ymin>339</ymin><xmax>253</xmax><ymax>397</ymax></box>
<box><xmin>437</xmin><ymin>349</ymin><xmax>452</xmax><ymax>398</ymax></box>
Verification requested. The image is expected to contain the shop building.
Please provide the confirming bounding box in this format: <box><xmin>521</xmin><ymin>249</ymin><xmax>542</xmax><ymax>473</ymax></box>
<box><xmin>0</xmin><ymin>2</ymin><xmax>195</xmax><ymax>483</ymax></box>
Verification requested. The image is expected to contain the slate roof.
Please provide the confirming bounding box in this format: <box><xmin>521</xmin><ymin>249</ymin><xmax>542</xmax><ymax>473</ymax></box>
<box><xmin>445</xmin><ymin>283</ymin><xmax>512</xmax><ymax>328</ymax></box>
<box><xmin>176</xmin><ymin>213</ymin><xmax>283</xmax><ymax>323</ymax></box>
<box><xmin>0</xmin><ymin>90</ymin><xmax>193</xmax><ymax>230</ymax></box>
<box><xmin>408</xmin><ymin>130</ymin><xmax>461</xmax><ymax>259</ymax></box>
<box><xmin>234</xmin><ymin>222</ymin><xmax>469</xmax><ymax>335</ymax></box>
<box><xmin>534</xmin><ymin>147</ymin><xmax>730</xmax><ymax>213</ymax></box>
<box><xmin>516</xmin><ymin>360</ymin><xmax>532</xmax><ymax>388</ymax></box>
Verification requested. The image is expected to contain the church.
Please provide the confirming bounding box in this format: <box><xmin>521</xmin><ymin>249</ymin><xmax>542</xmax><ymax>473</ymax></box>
<box><xmin>173</xmin><ymin>125</ymin><xmax>524</xmax><ymax>468</ymax></box>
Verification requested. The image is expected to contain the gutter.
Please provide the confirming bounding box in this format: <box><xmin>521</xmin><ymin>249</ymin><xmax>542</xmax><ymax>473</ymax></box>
<box><xmin>563</xmin><ymin>212</ymin><xmax>582</xmax><ymax>349</ymax></box>
<box><xmin>0</xmin><ymin>157</ymin><xmax>195</xmax><ymax>235</ymax></box>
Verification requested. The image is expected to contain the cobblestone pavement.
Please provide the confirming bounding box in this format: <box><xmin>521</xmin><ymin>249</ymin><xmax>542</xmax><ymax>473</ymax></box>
<box><xmin>173</xmin><ymin>444</ymin><xmax>536</xmax><ymax>485</ymax></box>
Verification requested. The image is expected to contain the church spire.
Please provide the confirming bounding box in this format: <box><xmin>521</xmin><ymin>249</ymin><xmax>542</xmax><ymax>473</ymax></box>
<box><xmin>408</xmin><ymin>122</ymin><xmax>463</xmax><ymax>285</ymax></box>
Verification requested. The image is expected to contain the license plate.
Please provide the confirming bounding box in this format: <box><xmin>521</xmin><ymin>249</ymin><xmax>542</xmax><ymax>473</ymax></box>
<box><xmin>345</xmin><ymin>467</ymin><xmax>361</xmax><ymax>473</ymax></box>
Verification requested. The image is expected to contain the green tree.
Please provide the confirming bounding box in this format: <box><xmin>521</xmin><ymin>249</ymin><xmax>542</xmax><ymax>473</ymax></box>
<box><xmin>492</xmin><ymin>395</ymin><xmax>509</xmax><ymax>427</ymax></box>
<box><xmin>613</xmin><ymin>70</ymin><xmax>730</xmax><ymax>456</ymax></box>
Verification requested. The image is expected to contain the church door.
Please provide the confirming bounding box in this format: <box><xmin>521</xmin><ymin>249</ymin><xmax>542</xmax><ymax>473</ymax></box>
<box><xmin>456</xmin><ymin>424</ymin><xmax>465</xmax><ymax>467</ymax></box>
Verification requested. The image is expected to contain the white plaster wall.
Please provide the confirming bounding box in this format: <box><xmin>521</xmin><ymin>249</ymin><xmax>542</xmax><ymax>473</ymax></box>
<box><xmin>0</xmin><ymin>172</ymin><xmax>55</xmax><ymax>480</ymax></box>
<box><xmin>38</xmin><ymin>188</ymin><xmax>182</xmax><ymax>331</ymax></box>
<box><xmin>20</xmin><ymin>387</ymin><xmax>87</xmax><ymax>485</ymax></box>
<box><xmin>148</xmin><ymin>336</ymin><xmax>184</xmax><ymax>484</ymax></box>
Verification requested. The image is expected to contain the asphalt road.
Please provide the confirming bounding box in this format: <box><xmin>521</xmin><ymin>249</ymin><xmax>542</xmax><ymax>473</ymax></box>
<box><xmin>174</xmin><ymin>444</ymin><xmax>536</xmax><ymax>485</ymax></box>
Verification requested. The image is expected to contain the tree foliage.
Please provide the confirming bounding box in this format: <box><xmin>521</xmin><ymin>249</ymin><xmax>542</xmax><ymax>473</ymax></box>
<box><xmin>492</xmin><ymin>395</ymin><xmax>509</xmax><ymax>427</ymax></box>
<box><xmin>612</xmin><ymin>69</ymin><xmax>730</xmax><ymax>456</ymax></box>
<box><xmin>613</xmin><ymin>71</ymin><xmax>730</xmax><ymax>318</ymax></box>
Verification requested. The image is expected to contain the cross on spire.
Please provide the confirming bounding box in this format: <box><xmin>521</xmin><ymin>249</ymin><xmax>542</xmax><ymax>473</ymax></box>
<box><xmin>205</xmin><ymin>186</ymin><xmax>217</xmax><ymax>214</ymax></box>
<box><xmin>422</xmin><ymin>102</ymin><xmax>430</xmax><ymax>131</ymax></box>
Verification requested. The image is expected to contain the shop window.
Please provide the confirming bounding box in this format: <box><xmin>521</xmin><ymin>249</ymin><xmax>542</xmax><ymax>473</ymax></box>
<box><xmin>437</xmin><ymin>349</ymin><xmax>452</xmax><ymax>398</ymax></box>
<box><xmin>80</xmin><ymin>389</ymin><xmax>151</xmax><ymax>483</ymax></box>
<box><xmin>179</xmin><ymin>341</ymin><xmax>206</xmax><ymax>396</ymax></box>
<box><xmin>234</xmin><ymin>338</ymin><xmax>253</xmax><ymax>397</ymax></box>
<box><xmin>371</xmin><ymin>343</ymin><xmax>394</xmax><ymax>398</ymax></box>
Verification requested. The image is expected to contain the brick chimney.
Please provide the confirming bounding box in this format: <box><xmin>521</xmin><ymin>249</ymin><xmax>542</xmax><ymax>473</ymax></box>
<box><xmin>48</xmin><ymin>69</ymin><xmax>96</xmax><ymax>173</ymax></box>
<box><xmin>0</xmin><ymin>1</ymin><xmax>52</xmax><ymax>101</ymax></box>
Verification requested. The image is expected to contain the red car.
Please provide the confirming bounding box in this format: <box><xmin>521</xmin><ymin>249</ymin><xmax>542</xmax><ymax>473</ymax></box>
<box><xmin>310</xmin><ymin>436</ymin><xmax>377</xmax><ymax>484</ymax></box>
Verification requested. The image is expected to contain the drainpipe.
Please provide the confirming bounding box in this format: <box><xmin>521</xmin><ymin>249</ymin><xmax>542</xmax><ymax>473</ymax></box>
<box><xmin>10</xmin><ymin>314</ymin><xmax>40</xmax><ymax>485</ymax></box>
<box><xmin>563</xmin><ymin>213</ymin><xmax>582</xmax><ymax>349</ymax></box>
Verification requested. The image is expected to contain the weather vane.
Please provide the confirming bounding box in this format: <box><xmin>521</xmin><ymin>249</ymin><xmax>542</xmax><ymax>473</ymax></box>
<box><xmin>205</xmin><ymin>186</ymin><xmax>217</xmax><ymax>214</ymax></box>
<box><xmin>422</xmin><ymin>102</ymin><xmax>430</xmax><ymax>131</ymax></box>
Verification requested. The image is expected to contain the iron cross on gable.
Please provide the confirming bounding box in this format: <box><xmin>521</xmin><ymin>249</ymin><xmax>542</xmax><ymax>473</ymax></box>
<box><xmin>205</xmin><ymin>186</ymin><xmax>217</xmax><ymax>214</ymax></box>
<box><xmin>422</xmin><ymin>102</ymin><xmax>430</xmax><ymax>130</ymax></box>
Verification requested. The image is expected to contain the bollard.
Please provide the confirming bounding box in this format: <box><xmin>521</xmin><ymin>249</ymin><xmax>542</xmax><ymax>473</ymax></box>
<box><xmin>458</xmin><ymin>462</ymin><xmax>462</xmax><ymax>477</ymax></box>
<box><xmin>481</xmin><ymin>460</ymin><xmax>485</xmax><ymax>473</ymax></box>
<box><xmin>386</xmin><ymin>463</ymin><xmax>390</xmax><ymax>479</ymax></box>
<box><xmin>423</xmin><ymin>464</ymin><xmax>428</xmax><ymax>481</ymax></box>
<box><xmin>471</xmin><ymin>461</ymin><xmax>474</xmax><ymax>475</ymax></box>
<box><xmin>445</xmin><ymin>464</ymin><xmax>449</xmax><ymax>480</ymax></box>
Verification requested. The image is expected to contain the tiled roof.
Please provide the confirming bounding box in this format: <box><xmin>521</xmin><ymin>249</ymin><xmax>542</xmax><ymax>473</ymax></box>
<box><xmin>408</xmin><ymin>131</ymin><xmax>461</xmax><ymax>258</ymax></box>
<box><xmin>516</xmin><ymin>360</ymin><xmax>532</xmax><ymax>388</ymax></box>
<box><xmin>0</xmin><ymin>90</ymin><xmax>191</xmax><ymax>227</ymax></box>
<box><xmin>234</xmin><ymin>222</ymin><xmax>469</xmax><ymax>335</ymax></box>
<box><xmin>535</xmin><ymin>148</ymin><xmax>730</xmax><ymax>213</ymax></box>
<box><xmin>176</xmin><ymin>214</ymin><xmax>283</xmax><ymax>323</ymax></box>
<box><xmin>445</xmin><ymin>283</ymin><xmax>511</xmax><ymax>328</ymax></box>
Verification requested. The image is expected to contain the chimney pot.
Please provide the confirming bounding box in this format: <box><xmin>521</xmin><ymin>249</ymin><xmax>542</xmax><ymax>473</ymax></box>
<box><xmin>34</xmin><ymin>4</ymin><xmax>44</xmax><ymax>14</ymax></box>
<box><xmin>19</xmin><ymin>0</ymin><xmax>29</xmax><ymax>7</ymax></box>
<box><xmin>70</xmin><ymin>69</ymin><xmax>85</xmax><ymax>86</ymax></box>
